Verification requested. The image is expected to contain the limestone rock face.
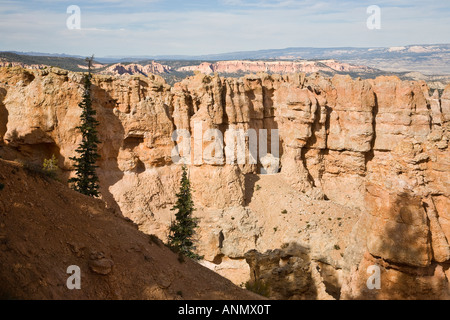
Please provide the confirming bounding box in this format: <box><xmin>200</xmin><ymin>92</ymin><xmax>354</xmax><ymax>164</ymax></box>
<box><xmin>0</xmin><ymin>66</ymin><xmax>448</xmax><ymax>299</ymax></box>
<box><xmin>103</xmin><ymin>62</ymin><xmax>172</xmax><ymax>76</ymax></box>
<box><xmin>364</xmin><ymin>185</ymin><xmax>432</xmax><ymax>267</ymax></box>
<box><xmin>177</xmin><ymin>60</ymin><xmax>375</xmax><ymax>75</ymax></box>
<box><xmin>340</xmin><ymin>252</ymin><xmax>450</xmax><ymax>300</ymax></box>
<box><xmin>245</xmin><ymin>246</ymin><xmax>315</xmax><ymax>300</ymax></box>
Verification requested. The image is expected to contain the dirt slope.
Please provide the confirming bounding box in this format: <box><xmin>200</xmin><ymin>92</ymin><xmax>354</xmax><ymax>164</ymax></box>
<box><xmin>0</xmin><ymin>159</ymin><xmax>261</xmax><ymax>300</ymax></box>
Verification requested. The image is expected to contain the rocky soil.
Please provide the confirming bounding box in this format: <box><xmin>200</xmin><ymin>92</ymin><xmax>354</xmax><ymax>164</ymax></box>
<box><xmin>0</xmin><ymin>159</ymin><xmax>261</xmax><ymax>300</ymax></box>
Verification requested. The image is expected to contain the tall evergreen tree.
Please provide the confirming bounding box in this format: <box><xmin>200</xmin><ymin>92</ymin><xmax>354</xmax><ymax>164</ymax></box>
<box><xmin>68</xmin><ymin>72</ymin><xmax>101</xmax><ymax>197</ymax></box>
<box><xmin>168</xmin><ymin>165</ymin><xmax>202</xmax><ymax>260</ymax></box>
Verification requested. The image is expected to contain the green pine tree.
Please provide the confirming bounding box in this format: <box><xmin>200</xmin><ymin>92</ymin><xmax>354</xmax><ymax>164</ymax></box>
<box><xmin>68</xmin><ymin>73</ymin><xmax>101</xmax><ymax>197</ymax></box>
<box><xmin>168</xmin><ymin>165</ymin><xmax>202</xmax><ymax>260</ymax></box>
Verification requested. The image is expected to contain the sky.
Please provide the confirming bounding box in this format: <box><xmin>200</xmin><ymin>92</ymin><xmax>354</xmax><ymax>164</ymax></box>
<box><xmin>0</xmin><ymin>0</ymin><xmax>449</xmax><ymax>57</ymax></box>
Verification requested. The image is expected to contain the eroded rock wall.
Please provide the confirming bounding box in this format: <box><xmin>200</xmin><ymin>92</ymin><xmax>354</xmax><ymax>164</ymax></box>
<box><xmin>0</xmin><ymin>66</ymin><xmax>448</xmax><ymax>299</ymax></box>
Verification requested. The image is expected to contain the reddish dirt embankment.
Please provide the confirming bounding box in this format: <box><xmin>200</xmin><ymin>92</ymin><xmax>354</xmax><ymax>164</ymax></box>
<box><xmin>0</xmin><ymin>159</ymin><xmax>261</xmax><ymax>300</ymax></box>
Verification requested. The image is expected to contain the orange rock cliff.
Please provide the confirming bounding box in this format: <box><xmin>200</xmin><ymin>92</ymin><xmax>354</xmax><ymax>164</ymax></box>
<box><xmin>0</xmin><ymin>66</ymin><xmax>448</xmax><ymax>299</ymax></box>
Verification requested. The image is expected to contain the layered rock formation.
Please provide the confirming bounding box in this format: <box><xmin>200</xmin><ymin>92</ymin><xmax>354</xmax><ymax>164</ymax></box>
<box><xmin>0</xmin><ymin>60</ymin><xmax>47</xmax><ymax>70</ymax></box>
<box><xmin>0</xmin><ymin>66</ymin><xmax>448</xmax><ymax>299</ymax></box>
<box><xmin>98</xmin><ymin>60</ymin><xmax>376</xmax><ymax>78</ymax></box>
<box><xmin>177</xmin><ymin>60</ymin><xmax>376</xmax><ymax>75</ymax></box>
<box><xmin>103</xmin><ymin>62</ymin><xmax>172</xmax><ymax>76</ymax></box>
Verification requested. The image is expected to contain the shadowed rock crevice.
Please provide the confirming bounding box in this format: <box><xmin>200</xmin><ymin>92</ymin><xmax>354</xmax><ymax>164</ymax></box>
<box><xmin>3</xmin><ymin>128</ymin><xmax>63</xmax><ymax>173</ymax></box>
<box><xmin>245</xmin><ymin>243</ymin><xmax>319</xmax><ymax>300</ymax></box>
<box><xmin>243</xmin><ymin>173</ymin><xmax>261</xmax><ymax>206</ymax></box>
<box><xmin>90</xmin><ymin>82</ymin><xmax>126</xmax><ymax>217</ymax></box>
<box><xmin>123</xmin><ymin>135</ymin><xmax>144</xmax><ymax>150</ymax></box>
<box><xmin>342</xmin><ymin>189</ymin><xmax>450</xmax><ymax>300</ymax></box>
<box><xmin>0</xmin><ymin>88</ymin><xmax>8</xmax><ymax>142</ymax></box>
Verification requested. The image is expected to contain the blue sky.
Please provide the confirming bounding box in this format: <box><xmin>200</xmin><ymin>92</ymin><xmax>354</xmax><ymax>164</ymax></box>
<box><xmin>0</xmin><ymin>0</ymin><xmax>449</xmax><ymax>56</ymax></box>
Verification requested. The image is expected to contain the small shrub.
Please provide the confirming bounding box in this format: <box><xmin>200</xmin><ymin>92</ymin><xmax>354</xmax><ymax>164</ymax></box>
<box><xmin>167</xmin><ymin>243</ymin><xmax>179</xmax><ymax>253</ymax></box>
<box><xmin>273</xmin><ymin>227</ymin><xmax>278</xmax><ymax>232</ymax></box>
<box><xmin>281</xmin><ymin>209</ymin><xmax>288</xmax><ymax>214</ymax></box>
<box><xmin>22</xmin><ymin>158</ymin><xmax>58</xmax><ymax>180</ymax></box>
<box><xmin>245</xmin><ymin>280</ymin><xmax>270</xmax><ymax>298</ymax></box>
<box><xmin>334</xmin><ymin>244</ymin><xmax>341</xmax><ymax>250</ymax></box>
<box><xmin>176</xmin><ymin>291</ymin><xmax>183</xmax><ymax>297</ymax></box>
<box><xmin>255</xmin><ymin>184</ymin><xmax>261</xmax><ymax>191</ymax></box>
<box><xmin>23</xmin><ymin>161</ymin><xmax>45</xmax><ymax>176</ymax></box>
<box><xmin>42</xmin><ymin>154</ymin><xmax>58</xmax><ymax>179</ymax></box>
<box><xmin>177</xmin><ymin>252</ymin><xmax>185</xmax><ymax>263</ymax></box>
<box><xmin>149</xmin><ymin>234</ymin><xmax>162</xmax><ymax>247</ymax></box>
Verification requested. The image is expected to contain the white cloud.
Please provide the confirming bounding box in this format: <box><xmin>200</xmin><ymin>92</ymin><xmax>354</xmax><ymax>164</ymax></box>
<box><xmin>0</xmin><ymin>0</ymin><xmax>449</xmax><ymax>56</ymax></box>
